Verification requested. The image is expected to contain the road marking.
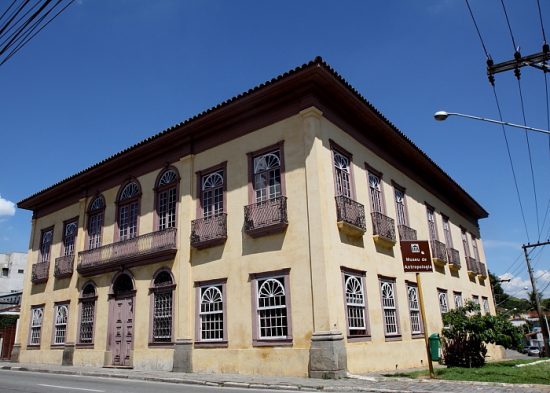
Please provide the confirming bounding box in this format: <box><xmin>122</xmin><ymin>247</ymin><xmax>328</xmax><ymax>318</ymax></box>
<box><xmin>38</xmin><ymin>384</ymin><xmax>105</xmax><ymax>392</ymax></box>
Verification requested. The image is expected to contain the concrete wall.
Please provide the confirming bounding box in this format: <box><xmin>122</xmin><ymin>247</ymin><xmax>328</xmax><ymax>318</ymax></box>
<box><xmin>0</xmin><ymin>252</ymin><xmax>27</xmax><ymax>294</ymax></box>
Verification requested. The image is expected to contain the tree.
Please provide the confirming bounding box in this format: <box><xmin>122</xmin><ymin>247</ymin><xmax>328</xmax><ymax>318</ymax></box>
<box><xmin>489</xmin><ymin>271</ymin><xmax>509</xmax><ymax>309</ymax></box>
<box><xmin>441</xmin><ymin>301</ymin><xmax>523</xmax><ymax>368</ymax></box>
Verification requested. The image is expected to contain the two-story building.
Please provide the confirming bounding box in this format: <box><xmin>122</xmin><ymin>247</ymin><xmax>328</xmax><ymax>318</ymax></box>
<box><xmin>15</xmin><ymin>57</ymin><xmax>498</xmax><ymax>377</ymax></box>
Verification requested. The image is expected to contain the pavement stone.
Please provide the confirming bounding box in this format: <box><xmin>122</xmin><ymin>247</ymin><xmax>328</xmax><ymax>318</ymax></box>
<box><xmin>0</xmin><ymin>361</ymin><xmax>549</xmax><ymax>393</ymax></box>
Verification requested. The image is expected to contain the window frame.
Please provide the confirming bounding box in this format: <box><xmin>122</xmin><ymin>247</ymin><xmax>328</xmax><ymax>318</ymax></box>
<box><xmin>461</xmin><ymin>228</ymin><xmax>471</xmax><ymax>258</ymax></box>
<box><xmin>471</xmin><ymin>234</ymin><xmax>481</xmax><ymax>261</ymax></box>
<box><xmin>426</xmin><ymin>205</ymin><xmax>439</xmax><ymax>241</ymax></box>
<box><xmin>365</xmin><ymin>164</ymin><xmax>386</xmax><ymax>214</ymax></box>
<box><xmin>194</xmin><ymin>278</ymin><xmax>227</xmax><ymax>347</ymax></box>
<box><xmin>38</xmin><ymin>227</ymin><xmax>54</xmax><ymax>264</ymax></box>
<box><xmin>196</xmin><ymin>162</ymin><xmax>227</xmax><ymax>219</ymax></box>
<box><xmin>86</xmin><ymin>195</ymin><xmax>105</xmax><ymax>250</ymax></box>
<box><xmin>438</xmin><ymin>289</ymin><xmax>449</xmax><ymax>316</ymax></box>
<box><xmin>392</xmin><ymin>182</ymin><xmax>409</xmax><ymax>226</ymax></box>
<box><xmin>406</xmin><ymin>282</ymin><xmax>424</xmax><ymax>338</ymax></box>
<box><xmin>250</xmin><ymin>268</ymin><xmax>292</xmax><ymax>346</ymax></box>
<box><xmin>77</xmin><ymin>281</ymin><xmax>97</xmax><ymax>348</ymax></box>
<box><xmin>154</xmin><ymin>166</ymin><xmax>180</xmax><ymax>231</ymax></box>
<box><xmin>378</xmin><ymin>277</ymin><xmax>401</xmax><ymax>340</ymax></box>
<box><xmin>341</xmin><ymin>268</ymin><xmax>370</xmax><ymax>341</ymax></box>
<box><xmin>482</xmin><ymin>296</ymin><xmax>490</xmax><ymax>314</ymax></box>
<box><xmin>28</xmin><ymin>304</ymin><xmax>44</xmax><ymax>347</ymax></box>
<box><xmin>62</xmin><ymin>218</ymin><xmax>78</xmax><ymax>257</ymax></box>
<box><xmin>453</xmin><ymin>291</ymin><xmax>463</xmax><ymax>309</ymax></box>
<box><xmin>52</xmin><ymin>301</ymin><xmax>69</xmax><ymax>346</ymax></box>
<box><xmin>441</xmin><ymin>215</ymin><xmax>453</xmax><ymax>248</ymax></box>
<box><xmin>247</xmin><ymin>142</ymin><xmax>286</xmax><ymax>204</ymax></box>
<box><xmin>115</xmin><ymin>180</ymin><xmax>142</xmax><ymax>242</ymax></box>
<box><xmin>149</xmin><ymin>268</ymin><xmax>176</xmax><ymax>346</ymax></box>
<box><xmin>330</xmin><ymin>140</ymin><xmax>355</xmax><ymax>199</ymax></box>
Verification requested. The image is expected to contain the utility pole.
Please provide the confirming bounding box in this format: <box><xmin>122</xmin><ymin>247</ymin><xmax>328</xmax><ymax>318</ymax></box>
<box><xmin>487</xmin><ymin>44</ymin><xmax>549</xmax><ymax>83</ymax></box>
<box><xmin>522</xmin><ymin>240</ymin><xmax>550</xmax><ymax>357</ymax></box>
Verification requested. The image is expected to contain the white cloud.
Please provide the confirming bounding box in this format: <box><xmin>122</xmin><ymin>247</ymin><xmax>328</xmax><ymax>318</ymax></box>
<box><xmin>483</xmin><ymin>239</ymin><xmax>522</xmax><ymax>249</ymax></box>
<box><xmin>0</xmin><ymin>195</ymin><xmax>15</xmax><ymax>217</ymax></box>
<box><xmin>500</xmin><ymin>270</ymin><xmax>550</xmax><ymax>299</ymax></box>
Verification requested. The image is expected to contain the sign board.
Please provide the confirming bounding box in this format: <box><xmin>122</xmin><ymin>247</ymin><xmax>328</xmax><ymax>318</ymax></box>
<box><xmin>400</xmin><ymin>240</ymin><xmax>433</xmax><ymax>273</ymax></box>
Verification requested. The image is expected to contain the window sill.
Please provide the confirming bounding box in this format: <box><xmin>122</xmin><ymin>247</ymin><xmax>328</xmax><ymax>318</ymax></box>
<box><xmin>75</xmin><ymin>343</ymin><xmax>94</xmax><ymax>349</ymax></box>
<box><xmin>194</xmin><ymin>341</ymin><xmax>228</xmax><ymax>349</ymax></box>
<box><xmin>148</xmin><ymin>341</ymin><xmax>174</xmax><ymax>348</ymax></box>
<box><xmin>26</xmin><ymin>344</ymin><xmax>41</xmax><ymax>350</ymax></box>
<box><xmin>384</xmin><ymin>335</ymin><xmax>402</xmax><ymax>342</ymax></box>
<box><xmin>253</xmin><ymin>338</ymin><xmax>293</xmax><ymax>347</ymax></box>
<box><xmin>50</xmin><ymin>344</ymin><xmax>65</xmax><ymax>349</ymax></box>
<box><xmin>347</xmin><ymin>335</ymin><xmax>372</xmax><ymax>343</ymax></box>
<box><xmin>411</xmin><ymin>333</ymin><xmax>424</xmax><ymax>340</ymax></box>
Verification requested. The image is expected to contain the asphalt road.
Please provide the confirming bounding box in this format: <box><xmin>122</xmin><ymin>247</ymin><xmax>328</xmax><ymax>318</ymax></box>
<box><xmin>0</xmin><ymin>370</ymin><xmax>292</xmax><ymax>393</ymax></box>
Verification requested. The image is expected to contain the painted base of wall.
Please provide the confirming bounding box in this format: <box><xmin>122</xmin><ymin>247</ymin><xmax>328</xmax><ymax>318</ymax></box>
<box><xmin>172</xmin><ymin>339</ymin><xmax>192</xmax><ymax>373</ymax></box>
<box><xmin>308</xmin><ymin>331</ymin><xmax>347</xmax><ymax>379</ymax></box>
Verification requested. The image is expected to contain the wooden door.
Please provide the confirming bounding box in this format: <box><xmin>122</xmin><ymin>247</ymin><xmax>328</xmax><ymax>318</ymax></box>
<box><xmin>111</xmin><ymin>296</ymin><xmax>133</xmax><ymax>366</ymax></box>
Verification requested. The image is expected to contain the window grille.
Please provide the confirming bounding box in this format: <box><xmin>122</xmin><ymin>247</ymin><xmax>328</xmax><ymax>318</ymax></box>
<box><xmin>394</xmin><ymin>188</ymin><xmax>407</xmax><ymax>226</ymax></box>
<box><xmin>438</xmin><ymin>291</ymin><xmax>449</xmax><ymax>314</ymax></box>
<box><xmin>152</xmin><ymin>272</ymin><xmax>173</xmax><ymax>342</ymax></box>
<box><xmin>199</xmin><ymin>285</ymin><xmax>224</xmax><ymax>341</ymax></box>
<box><xmin>158</xmin><ymin>169</ymin><xmax>177</xmax><ymax>187</ymax></box>
<box><xmin>201</xmin><ymin>171</ymin><xmax>224</xmax><ymax>218</ymax></box>
<box><xmin>380</xmin><ymin>280</ymin><xmax>398</xmax><ymax>336</ymax></box>
<box><xmin>30</xmin><ymin>307</ymin><xmax>43</xmax><ymax>345</ymax></box>
<box><xmin>454</xmin><ymin>292</ymin><xmax>463</xmax><ymax>308</ymax></box>
<box><xmin>333</xmin><ymin>152</ymin><xmax>352</xmax><ymax>198</ymax></box>
<box><xmin>79</xmin><ymin>284</ymin><xmax>95</xmax><ymax>344</ymax></box>
<box><xmin>63</xmin><ymin>221</ymin><xmax>77</xmax><ymax>256</ymax></box>
<box><xmin>407</xmin><ymin>285</ymin><xmax>422</xmax><ymax>334</ymax></box>
<box><xmin>40</xmin><ymin>229</ymin><xmax>53</xmax><ymax>263</ymax></box>
<box><xmin>344</xmin><ymin>274</ymin><xmax>367</xmax><ymax>336</ymax></box>
<box><xmin>257</xmin><ymin>277</ymin><xmax>288</xmax><ymax>339</ymax></box>
<box><xmin>54</xmin><ymin>304</ymin><xmax>68</xmax><ymax>344</ymax></box>
<box><xmin>253</xmin><ymin>151</ymin><xmax>281</xmax><ymax>202</ymax></box>
<box><xmin>120</xmin><ymin>182</ymin><xmax>140</xmax><ymax>200</ymax></box>
<box><xmin>368</xmin><ymin>173</ymin><xmax>383</xmax><ymax>213</ymax></box>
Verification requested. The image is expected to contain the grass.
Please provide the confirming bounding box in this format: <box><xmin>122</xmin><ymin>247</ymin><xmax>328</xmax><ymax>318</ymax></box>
<box><xmin>386</xmin><ymin>359</ymin><xmax>550</xmax><ymax>385</ymax></box>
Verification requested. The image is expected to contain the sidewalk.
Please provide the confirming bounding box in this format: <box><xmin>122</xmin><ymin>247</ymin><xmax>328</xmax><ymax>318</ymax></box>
<box><xmin>1</xmin><ymin>361</ymin><xmax>548</xmax><ymax>393</ymax></box>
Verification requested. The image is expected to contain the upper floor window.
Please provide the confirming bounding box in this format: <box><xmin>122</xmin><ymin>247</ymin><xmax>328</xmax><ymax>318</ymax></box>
<box><xmin>29</xmin><ymin>306</ymin><xmax>43</xmax><ymax>345</ymax></box>
<box><xmin>197</xmin><ymin>281</ymin><xmax>226</xmax><ymax>343</ymax></box>
<box><xmin>151</xmin><ymin>270</ymin><xmax>175</xmax><ymax>343</ymax></box>
<box><xmin>454</xmin><ymin>292</ymin><xmax>463</xmax><ymax>308</ymax></box>
<box><xmin>200</xmin><ymin>169</ymin><xmax>225</xmax><ymax>218</ymax></box>
<box><xmin>367</xmin><ymin>169</ymin><xmax>384</xmax><ymax>213</ymax></box>
<box><xmin>426</xmin><ymin>206</ymin><xmax>438</xmax><ymax>241</ymax></box>
<box><xmin>394</xmin><ymin>187</ymin><xmax>408</xmax><ymax>226</ymax></box>
<box><xmin>156</xmin><ymin>168</ymin><xmax>179</xmax><ymax>231</ymax></box>
<box><xmin>461</xmin><ymin>229</ymin><xmax>471</xmax><ymax>258</ymax></box>
<box><xmin>117</xmin><ymin>181</ymin><xmax>141</xmax><ymax>241</ymax></box>
<box><xmin>333</xmin><ymin>149</ymin><xmax>352</xmax><ymax>198</ymax></box>
<box><xmin>78</xmin><ymin>282</ymin><xmax>96</xmax><ymax>345</ymax></box>
<box><xmin>407</xmin><ymin>284</ymin><xmax>423</xmax><ymax>335</ymax></box>
<box><xmin>380</xmin><ymin>278</ymin><xmax>399</xmax><ymax>337</ymax></box>
<box><xmin>442</xmin><ymin>215</ymin><xmax>453</xmax><ymax>248</ymax></box>
<box><xmin>253</xmin><ymin>150</ymin><xmax>282</xmax><ymax>202</ymax></box>
<box><xmin>39</xmin><ymin>228</ymin><xmax>53</xmax><ymax>263</ymax></box>
<box><xmin>471</xmin><ymin>235</ymin><xmax>481</xmax><ymax>261</ymax></box>
<box><xmin>62</xmin><ymin>220</ymin><xmax>78</xmax><ymax>256</ymax></box>
<box><xmin>342</xmin><ymin>270</ymin><xmax>369</xmax><ymax>338</ymax></box>
<box><xmin>53</xmin><ymin>303</ymin><xmax>69</xmax><ymax>345</ymax></box>
<box><xmin>87</xmin><ymin>195</ymin><xmax>105</xmax><ymax>250</ymax></box>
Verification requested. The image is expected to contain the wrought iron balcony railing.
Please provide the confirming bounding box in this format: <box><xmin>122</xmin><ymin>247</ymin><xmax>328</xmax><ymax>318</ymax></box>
<box><xmin>430</xmin><ymin>240</ymin><xmax>447</xmax><ymax>264</ymax></box>
<box><xmin>478</xmin><ymin>262</ymin><xmax>488</xmax><ymax>278</ymax></box>
<box><xmin>371</xmin><ymin>212</ymin><xmax>396</xmax><ymax>244</ymax></box>
<box><xmin>78</xmin><ymin>228</ymin><xmax>177</xmax><ymax>276</ymax></box>
<box><xmin>447</xmin><ymin>248</ymin><xmax>461</xmax><ymax>268</ymax></box>
<box><xmin>466</xmin><ymin>256</ymin><xmax>479</xmax><ymax>274</ymax></box>
<box><xmin>54</xmin><ymin>254</ymin><xmax>74</xmax><ymax>278</ymax></box>
<box><xmin>335</xmin><ymin>195</ymin><xmax>366</xmax><ymax>236</ymax></box>
<box><xmin>31</xmin><ymin>262</ymin><xmax>49</xmax><ymax>284</ymax></box>
<box><xmin>191</xmin><ymin>214</ymin><xmax>227</xmax><ymax>249</ymax></box>
<box><xmin>397</xmin><ymin>224</ymin><xmax>417</xmax><ymax>241</ymax></box>
<box><xmin>244</xmin><ymin>196</ymin><xmax>288</xmax><ymax>238</ymax></box>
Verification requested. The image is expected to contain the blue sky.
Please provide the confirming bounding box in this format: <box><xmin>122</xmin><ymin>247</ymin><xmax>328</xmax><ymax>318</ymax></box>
<box><xmin>0</xmin><ymin>1</ymin><xmax>548</xmax><ymax>299</ymax></box>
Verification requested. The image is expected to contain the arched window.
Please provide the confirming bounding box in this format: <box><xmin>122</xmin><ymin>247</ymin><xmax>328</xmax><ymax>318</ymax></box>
<box><xmin>380</xmin><ymin>279</ymin><xmax>399</xmax><ymax>336</ymax></box>
<box><xmin>63</xmin><ymin>221</ymin><xmax>78</xmax><ymax>256</ymax></box>
<box><xmin>256</xmin><ymin>276</ymin><xmax>289</xmax><ymax>339</ymax></box>
<box><xmin>29</xmin><ymin>306</ymin><xmax>43</xmax><ymax>345</ymax></box>
<box><xmin>117</xmin><ymin>181</ymin><xmax>141</xmax><ymax>241</ymax></box>
<box><xmin>201</xmin><ymin>170</ymin><xmax>224</xmax><ymax>218</ymax></box>
<box><xmin>156</xmin><ymin>168</ymin><xmax>179</xmax><ymax>230</ymax></box>
<box><xmin>39</xmin><ymin>228</ymin><xmax>53</xmax><ymax>263</ymax></box>
<box><xmin>53</xmin><ymin>303</ymin><xmax>69</xmax><ymax>344</ymax></box>
<box><xmin>438</xmin><ymin>290</ymin><xmax>449</xmax><ymax>314</ymax></box>
<box><xmin>407</xmin><ymin>284</ymin><xmax>422</xmax><ymax>335</ymax></box>
<box><xmin>333</xmin><ymin>150</ymin><xmax>352</xmax><ymax>198</ymax></box>
<box><xmin>78</xmin><ymin>282</ymin><xmax>96</xmax><ymax>345</ymax></box>
<box><xmin>343</xmin><ymin>272</ymin><xmax>368</xmax><ymax>337</ymax></box>
<box><xmin>150</xmin><ymin>270</ymin><xmax>175</xmax><ymax>343</ymax></box>
<box><xmin>199</xmin><ymin>285</ymin><xmax>224</xmax><ymax>341</ymax></box>
<box><xmin>87</xmin><ymin>195</ymin><xmax>105</xmax><ymax>250</ymax></box>
<box><xmin>253</xmin><ymin>151</ymin><xmax>281</xmax><ymax>202</ymax></box>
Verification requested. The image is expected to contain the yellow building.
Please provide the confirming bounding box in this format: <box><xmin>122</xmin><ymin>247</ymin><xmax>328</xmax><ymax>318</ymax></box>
<box><xmin>15</xmin><ymin>57</ymin><xmax>498</xmax><ymax>378</ymax></box>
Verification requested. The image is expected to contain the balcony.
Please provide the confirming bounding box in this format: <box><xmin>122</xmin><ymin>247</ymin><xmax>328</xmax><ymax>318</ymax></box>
<box><xmin>397</xmin><ymin>224</ymin><xmax>417</xmax><ymax>241</ymax></box>
<box><xmin>31</xmin><ymin>262</ymin><xmax>49</xmax><ymax>284</ymax></box>
<box><xmin>466</xmin><ymin>256</ymin><xmax>479</xmax><ymax>277</ymax></box>
<box><xmin>447</xmin><ymin>248</ymin><xmax>461</xmax><ymax>270</ymax></box>
<box><xmin>371</xmin><ymin>212</ymin><xmax>396</xmax><ymax>248</ymax></box>
<box><xmin>430</xmin><ymin>240</ymin><xmax>447</xmax><ymax>267</ymax></box>
<box><xmin>335</xmin><ymin>196</ymin><xmax>366</xmax><ymax>237</ymax></box>
<box><xmin>244</xmin><ymin>196</ymin><xmax>288</xmax><ymax>238</ymax></box>
<box><xmin>78</xmin><ymin>228</ymin><xmax>177</xmax><ymax>276</ymax></box>
<box><xmin>478</xmin><ymin>262</ymin><xmax>488</xmax><ymax>278</ymax></box>
<box><xmin>54</xmin><ymin>255</ymin><xmax>74</xmax><ymax>279</ymax></box>
<box><xmin>191</xmin><ymin>214</ymin><xmax>227</xmax><ymax>249</ymax></box>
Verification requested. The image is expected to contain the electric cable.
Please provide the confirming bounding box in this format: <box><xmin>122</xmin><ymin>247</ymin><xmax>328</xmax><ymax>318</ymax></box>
<box><xmin>0</xmin><ymin>0</ymin><xmax>30</xmax><ymax>36</ymax></box>
<box><xmin>0</xmin><ymin>0</ymin><xmax>18</xmax><ymax>26</ymax></box>
<box><xmin>536</xmin><ymin>0</ymin><xmax>547</xmax><ymax>44</ymax></box>
<box><xmin>465</xmin><ymin>0</ymin><xmax>491</xmax><ymax>59</ymax></box>
<box><xmin>500</xmin><ymin>0</ymin><xmax>519</xmax><ymax>51</ymax></box>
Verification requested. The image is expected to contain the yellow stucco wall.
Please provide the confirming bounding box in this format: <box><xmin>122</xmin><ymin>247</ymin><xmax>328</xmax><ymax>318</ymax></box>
<box><xmin>16</xmin><ymin>107</ymin><xmax>499</xmax><ymax>376</ymax></box>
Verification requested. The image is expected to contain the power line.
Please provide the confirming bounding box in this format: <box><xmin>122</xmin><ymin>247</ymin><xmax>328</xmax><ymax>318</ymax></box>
<box><xmin>464</xmin><ymin>0</ymin><xmax>491</xmax><ymax>59</ymax></box>
<box><xmin>536</xmin><ymin>0</ymin><xmax>547</xmax><ymax>44</ymax></box>
<box><xmin>499</xmin><ymin>0</ymin><xmax>518</xmax><ymax>51</ymax></box>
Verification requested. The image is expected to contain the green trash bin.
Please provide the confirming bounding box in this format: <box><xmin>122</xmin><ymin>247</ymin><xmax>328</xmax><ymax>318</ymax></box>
<box><xmin>429</xmin><ymin>333</ymin><xmax>440</xmax><ymax>361</ymax></box>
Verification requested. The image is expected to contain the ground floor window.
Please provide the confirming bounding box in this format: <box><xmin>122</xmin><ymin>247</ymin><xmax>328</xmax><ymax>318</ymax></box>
<box><xmin>342</xmin><ymin>269</ymin><xmax>369</xmax><ymax>338</ymax></box>
<box><xmin>29</xmin><ymin>306</ymin><xmax>43</xmax><ymax>345</ymax></box>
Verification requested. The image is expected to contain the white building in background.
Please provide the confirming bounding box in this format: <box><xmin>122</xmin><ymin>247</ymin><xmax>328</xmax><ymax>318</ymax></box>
<box><xmin>0</xmin><ymin>252</ymin><xmax>27</xmax><ymax>295</ymax></box>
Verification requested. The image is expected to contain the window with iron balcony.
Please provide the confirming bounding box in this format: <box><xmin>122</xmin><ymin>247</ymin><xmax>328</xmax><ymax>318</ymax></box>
<box><xmin>55</xmin><ymin>220</ymin><xmax>77</xmax><ymax>278</ymax></box>
<box><xmin>365</xmin><ymin>167</ymin><xmax>395</xmax><ymax>248</ymax></box>
<box><xmin>393</xmin><ymin>185</ymin><xmax>416</xmax><ymax>241</ymax></box>
<box><xmin>331</xmin><ymin>145</ymin><xmax>366</xmax><ymax>237</ymax></box>
<box><xmin>244</xmin><ymin>145</ymin><xmax>288</xmax><ymax>237</ymax></box>
<box><xmin>442</xmin><ymin>215</ymin><xmax>460</xmax><ymax>270</ymax></box>
<box><xmin>32</xmin><ymin>228</ymin><xmax>53</xmax><ymax>284</ymax></box>
<box><xmin>426</xmin><ymin>206</ymin><xmax>447</xmax><ymax>267</ymax></box>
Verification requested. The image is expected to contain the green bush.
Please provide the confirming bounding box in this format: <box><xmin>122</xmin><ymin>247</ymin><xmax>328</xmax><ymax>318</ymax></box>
<box><xmin>441</xmin><ymin>301</ymin><xmax>522</xmax><ymax>368</ymax></box>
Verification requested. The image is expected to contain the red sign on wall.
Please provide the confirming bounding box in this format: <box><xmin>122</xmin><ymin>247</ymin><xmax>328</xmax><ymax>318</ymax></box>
<box><xmin>400</xmin><ymin>240</ymin><xmax>433</xmax><ymax>273</ymax></box>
